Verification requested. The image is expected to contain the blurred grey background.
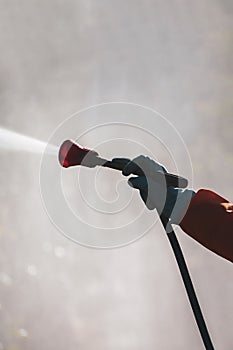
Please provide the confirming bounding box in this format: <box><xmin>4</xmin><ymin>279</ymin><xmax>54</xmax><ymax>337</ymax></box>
<box><xmin>0</xmin><ymin>1</ymin><xmax>233</xmax><ymax>349</ymax></box>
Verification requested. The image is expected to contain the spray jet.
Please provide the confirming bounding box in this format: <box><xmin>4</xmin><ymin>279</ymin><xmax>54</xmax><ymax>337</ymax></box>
<box><xmin>58</xmin><ymin>140</ymin><xmax>188</xmax><ymax>188</ymax></box>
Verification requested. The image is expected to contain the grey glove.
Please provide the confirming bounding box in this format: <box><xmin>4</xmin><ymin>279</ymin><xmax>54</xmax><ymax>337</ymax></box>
<box><xmin>112</xmin><ymin>155</ymin><xmax>195</xmax><ymax>224</ymax></box>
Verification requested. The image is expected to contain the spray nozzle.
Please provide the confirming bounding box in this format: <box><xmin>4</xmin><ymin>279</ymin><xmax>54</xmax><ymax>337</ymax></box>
<box><xmin>58</xmin><ymin>140</ymin><xmax>99</xmax><ymax>168</ymax></box>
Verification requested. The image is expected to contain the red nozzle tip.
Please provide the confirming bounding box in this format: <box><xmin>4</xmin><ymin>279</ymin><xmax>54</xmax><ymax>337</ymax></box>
<box><xmin>58</xmin><ymin>140</ymin><xmax>98</xmax><ymax>168</ymax></box>
<box><xmin>59</xmin><ymin>140</ymin><xmax>74</xmax><ymax>168</ymax></box>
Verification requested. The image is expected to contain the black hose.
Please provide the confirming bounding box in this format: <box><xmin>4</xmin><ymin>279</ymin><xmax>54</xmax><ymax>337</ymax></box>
<box><xmin>160</xmin><ymin>215</ymin><xmax>215</xmax><ymax>350</ymax></box>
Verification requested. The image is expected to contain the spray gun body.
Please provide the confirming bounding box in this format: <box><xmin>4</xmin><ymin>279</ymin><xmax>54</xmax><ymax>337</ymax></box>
<box><xmin>58</xmin><ymin>140</ymin><xmax>188</xmax><ymax>188</ymax></box>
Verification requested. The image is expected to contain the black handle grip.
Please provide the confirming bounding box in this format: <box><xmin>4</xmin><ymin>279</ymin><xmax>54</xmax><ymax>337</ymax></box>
<box><xmin>101</xmin><ymin>159</ymin><xmax>188</xmax><ymax>188</ymax></box>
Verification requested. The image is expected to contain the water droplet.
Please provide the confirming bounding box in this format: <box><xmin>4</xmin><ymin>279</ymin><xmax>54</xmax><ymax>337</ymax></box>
<box><xmin>0</xmin><ymin>273</ymin><xmax>12</xmax><ymax>286</ymax></box>
<box><xmin>27</xmin><ymin>265</ymin><xmax>37</xmax><ymax>276</ymax></box>
<box><xmin>18</xmin><ymin>328</ymin><xmax>28</xmax><ymax>337</ymax></box>
<box><xmin>54</xmin><ymin>246</ymin><xmax>65</xmax><ymax>258</ymax></box>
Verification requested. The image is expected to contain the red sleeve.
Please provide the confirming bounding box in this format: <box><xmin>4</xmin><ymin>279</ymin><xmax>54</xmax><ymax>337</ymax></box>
<box><xmin>180</xmin><ymin>189</ymin><xmax>233</xmax><ymax>262</ymax></box>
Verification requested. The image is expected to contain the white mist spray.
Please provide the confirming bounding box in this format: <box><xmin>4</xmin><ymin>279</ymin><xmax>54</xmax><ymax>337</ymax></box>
<box><xmin>0</xmin><ymin>128</ymin><xmax>58</xmax><ymax>155</ymax></box>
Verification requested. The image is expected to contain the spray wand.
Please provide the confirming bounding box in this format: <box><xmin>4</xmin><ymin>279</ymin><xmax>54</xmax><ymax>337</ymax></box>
<box><xmin>58</xmin><ymin>140</ymin><xmax>215</xmax><ymax>350</ymax></box>
<box><xmin>58</xmin><ymin>140</ymin><xmax>188</xmax><ymax>188</ymax></box>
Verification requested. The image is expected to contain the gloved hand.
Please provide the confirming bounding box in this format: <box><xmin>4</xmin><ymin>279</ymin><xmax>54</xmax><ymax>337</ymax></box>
<box><xmin>112</xmin><ymin>155</ymin><xmax>195</xmax><ymax>224</ymax></box>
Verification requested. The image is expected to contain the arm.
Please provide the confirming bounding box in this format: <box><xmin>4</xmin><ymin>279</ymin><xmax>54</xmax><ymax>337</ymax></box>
<box><xmin>180</xmin><ymin>189</ymin><xmax>233</xmax><ymax>262</ymax></box>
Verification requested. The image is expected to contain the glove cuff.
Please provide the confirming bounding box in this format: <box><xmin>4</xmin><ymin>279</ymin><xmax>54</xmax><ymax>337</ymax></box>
<box><xmin>163</xmin><ymin>188</ymin><xmax>195</xmax><ymax>225</ymax></box>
